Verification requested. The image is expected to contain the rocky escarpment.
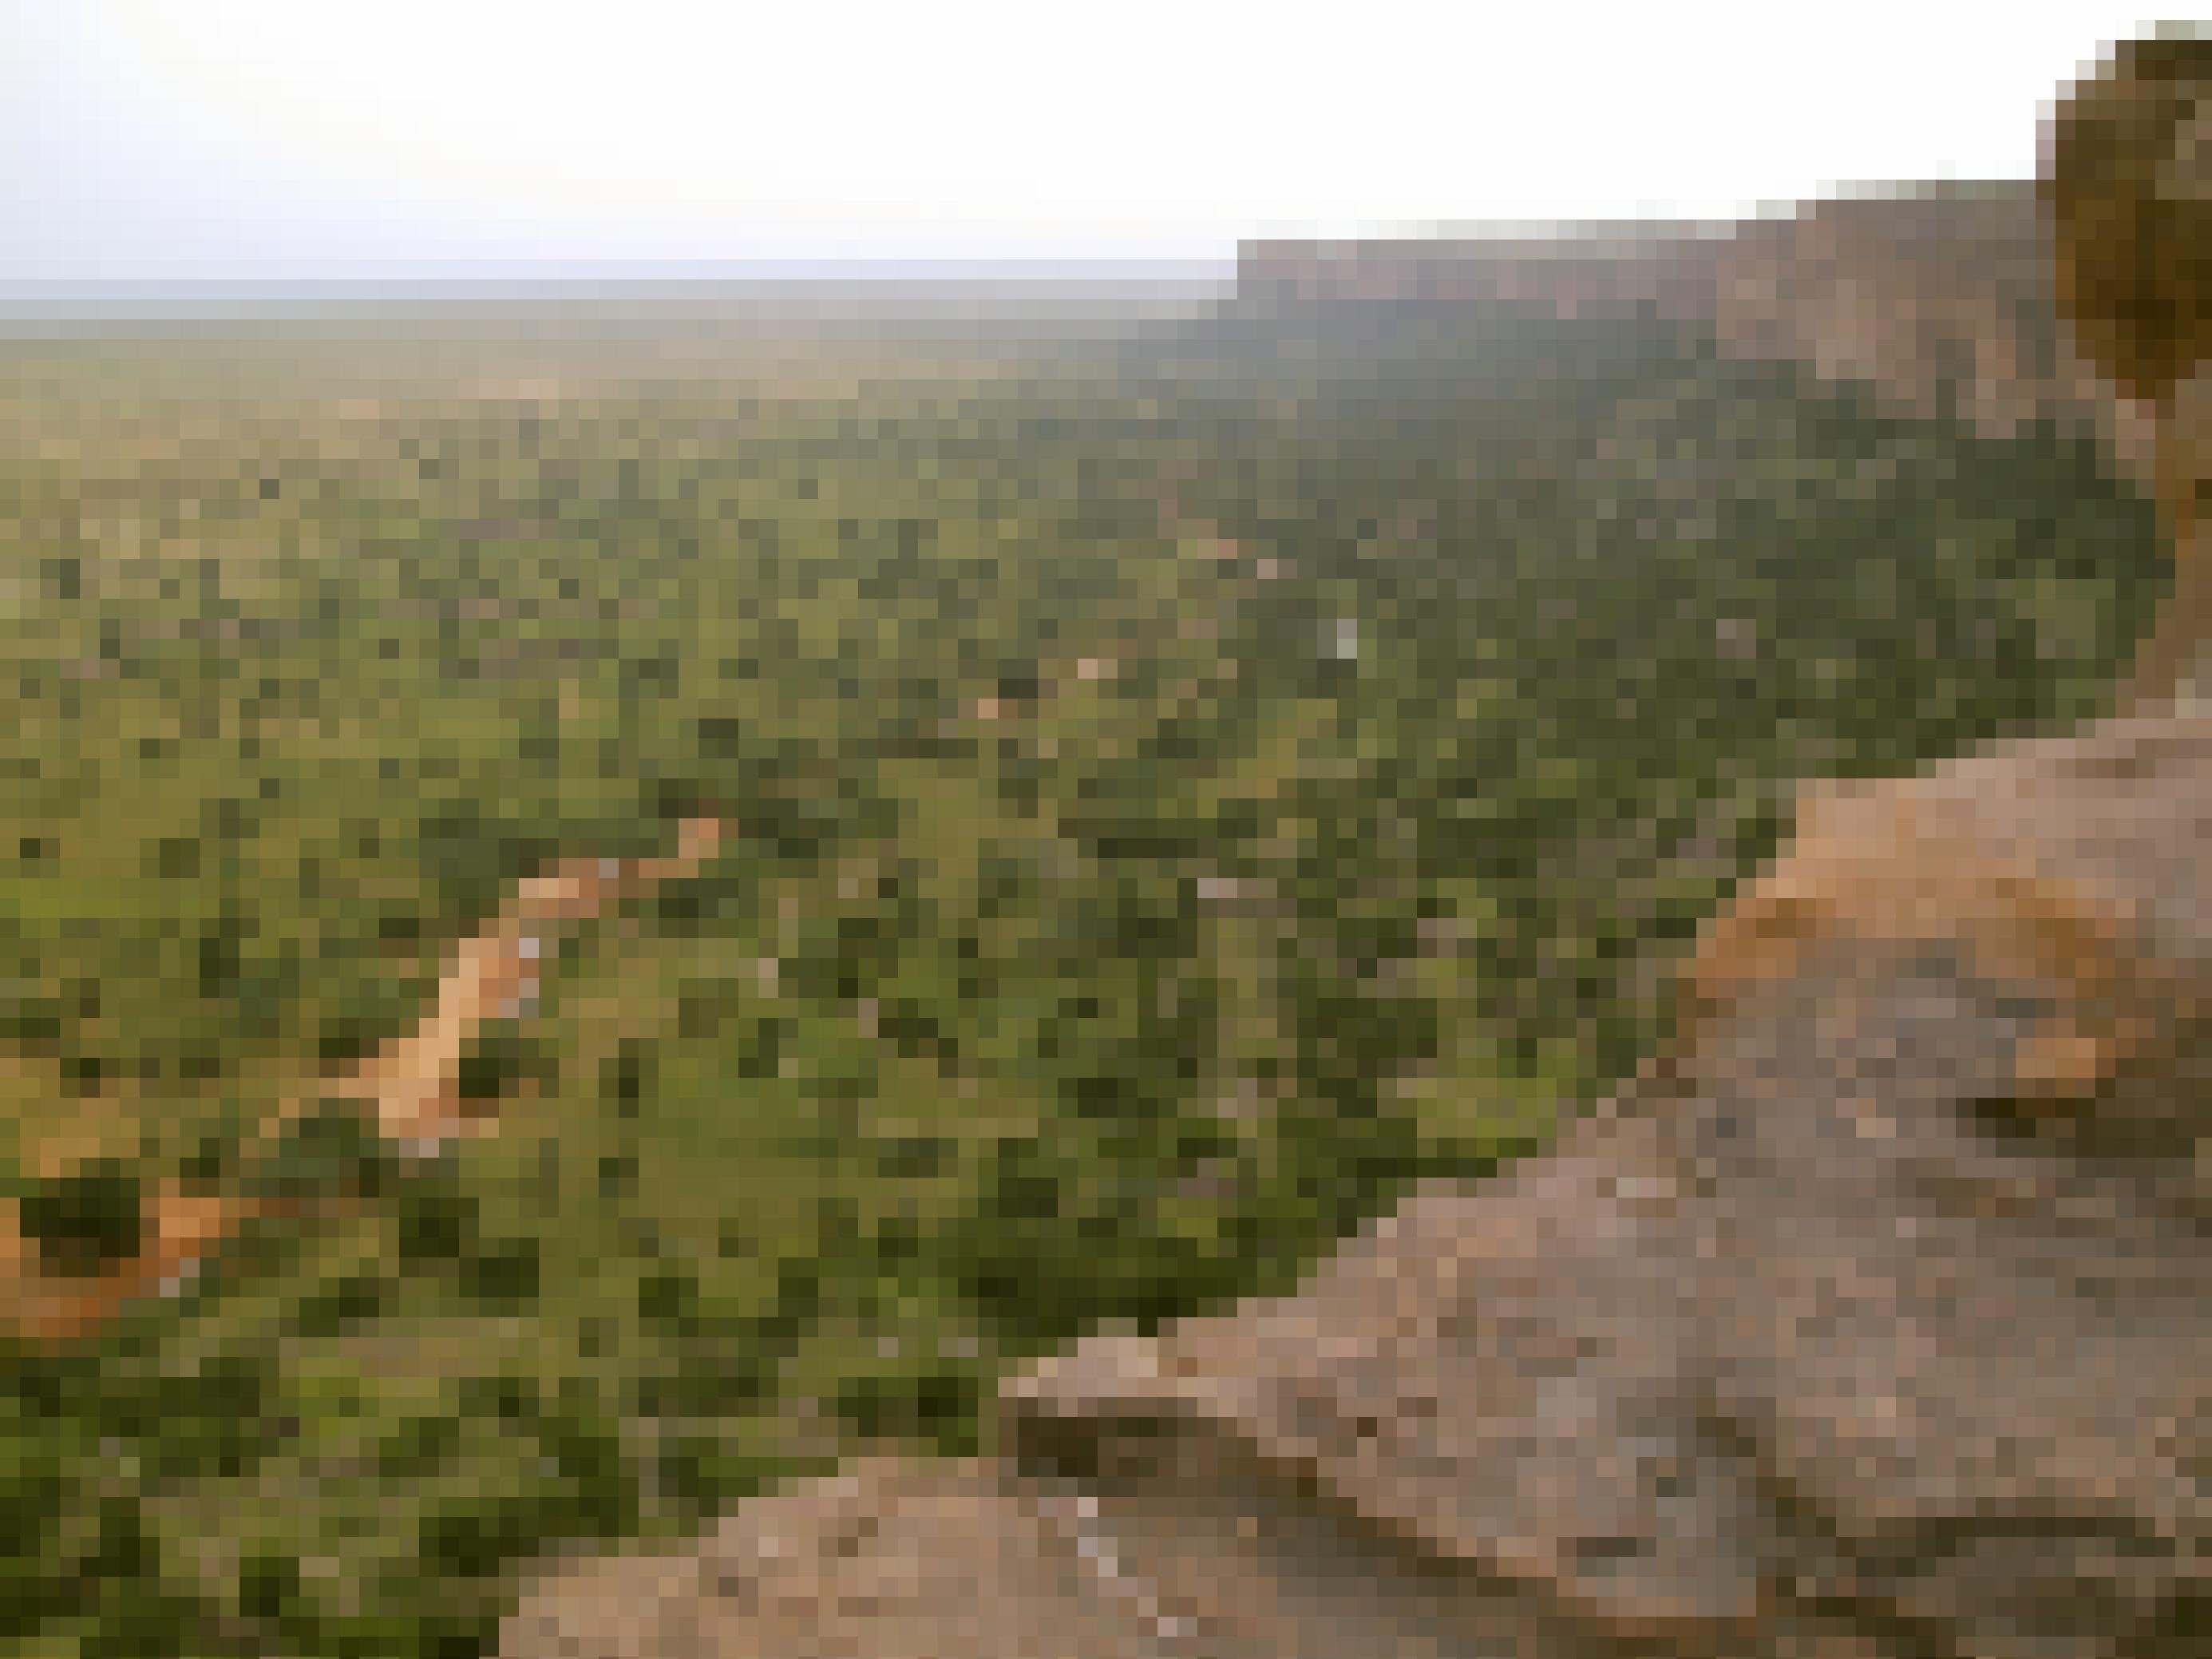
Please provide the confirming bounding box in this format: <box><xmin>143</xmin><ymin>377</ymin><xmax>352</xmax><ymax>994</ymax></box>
<box><xmin>1237</xmin><ymin>183</ymin><xmax>2159</xmax><ymax>480</ymax></box>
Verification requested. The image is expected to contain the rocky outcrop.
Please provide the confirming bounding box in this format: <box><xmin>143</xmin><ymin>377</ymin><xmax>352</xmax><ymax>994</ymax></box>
<box><xmin>501</xmin><ymin>707</ymin><xmax>2210</xmax><ymax>1658</ymax></box>
<box><xmin>497</xmin><ymin>48</ymin><xmax>2212</xmax><ymax>1654</ymax></box>
<box><xmin>503</xmin><ymin>52</ymin><xmax>2212</xmax><ymax>1648</ymax></box>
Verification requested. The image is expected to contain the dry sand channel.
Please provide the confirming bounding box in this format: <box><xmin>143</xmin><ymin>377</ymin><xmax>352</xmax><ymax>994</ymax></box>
<box><xmin>1</xmin><ymin>816</ymin><xmax>734</xmax><ymax>1345</ymax></box>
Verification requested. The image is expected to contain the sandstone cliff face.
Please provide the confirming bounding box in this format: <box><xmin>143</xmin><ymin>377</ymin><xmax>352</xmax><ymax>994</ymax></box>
<box><xmin>1237</xmin><ymin>184</ymin><xmax>2159</xmax><ymax>481</ymax></box>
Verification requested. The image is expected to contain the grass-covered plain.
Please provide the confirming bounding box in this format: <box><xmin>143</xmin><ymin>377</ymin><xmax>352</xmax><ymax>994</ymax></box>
<box><xmin>0</xmin><ymin>287</ymin><xmax>2163</xmax><ymax>1655</ymax></box>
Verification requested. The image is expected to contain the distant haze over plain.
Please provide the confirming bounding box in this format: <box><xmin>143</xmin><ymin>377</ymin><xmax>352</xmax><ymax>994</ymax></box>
<box><xmin>2</xmin><ymin>4</ymin><xmax>2182</xmax><ymax>283</ymax></box>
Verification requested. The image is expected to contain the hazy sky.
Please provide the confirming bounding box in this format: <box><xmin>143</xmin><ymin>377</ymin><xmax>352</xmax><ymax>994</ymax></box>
<box><xmin>1</xmin><ymin>3</ymin><xmax>2177</xmax><ymax>279</ymax></box>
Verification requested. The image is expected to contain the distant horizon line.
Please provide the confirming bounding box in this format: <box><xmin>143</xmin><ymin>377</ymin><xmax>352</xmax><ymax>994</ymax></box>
<box><xmin>0</xmin><ymin>179</ymin><xmax>2040</xmax><ymax>295</ymax></box>
<box><xmin>0</xmin><ymin>259</ymin><xmax>1237</xmax><ymax>293</ymax></box>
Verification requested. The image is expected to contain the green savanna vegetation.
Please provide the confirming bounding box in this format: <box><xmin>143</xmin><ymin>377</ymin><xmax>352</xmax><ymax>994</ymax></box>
<box><xmin>0</xmin><ymin>284</ymin><xmax>2163</xmax><ymax>1655</ymax></box>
